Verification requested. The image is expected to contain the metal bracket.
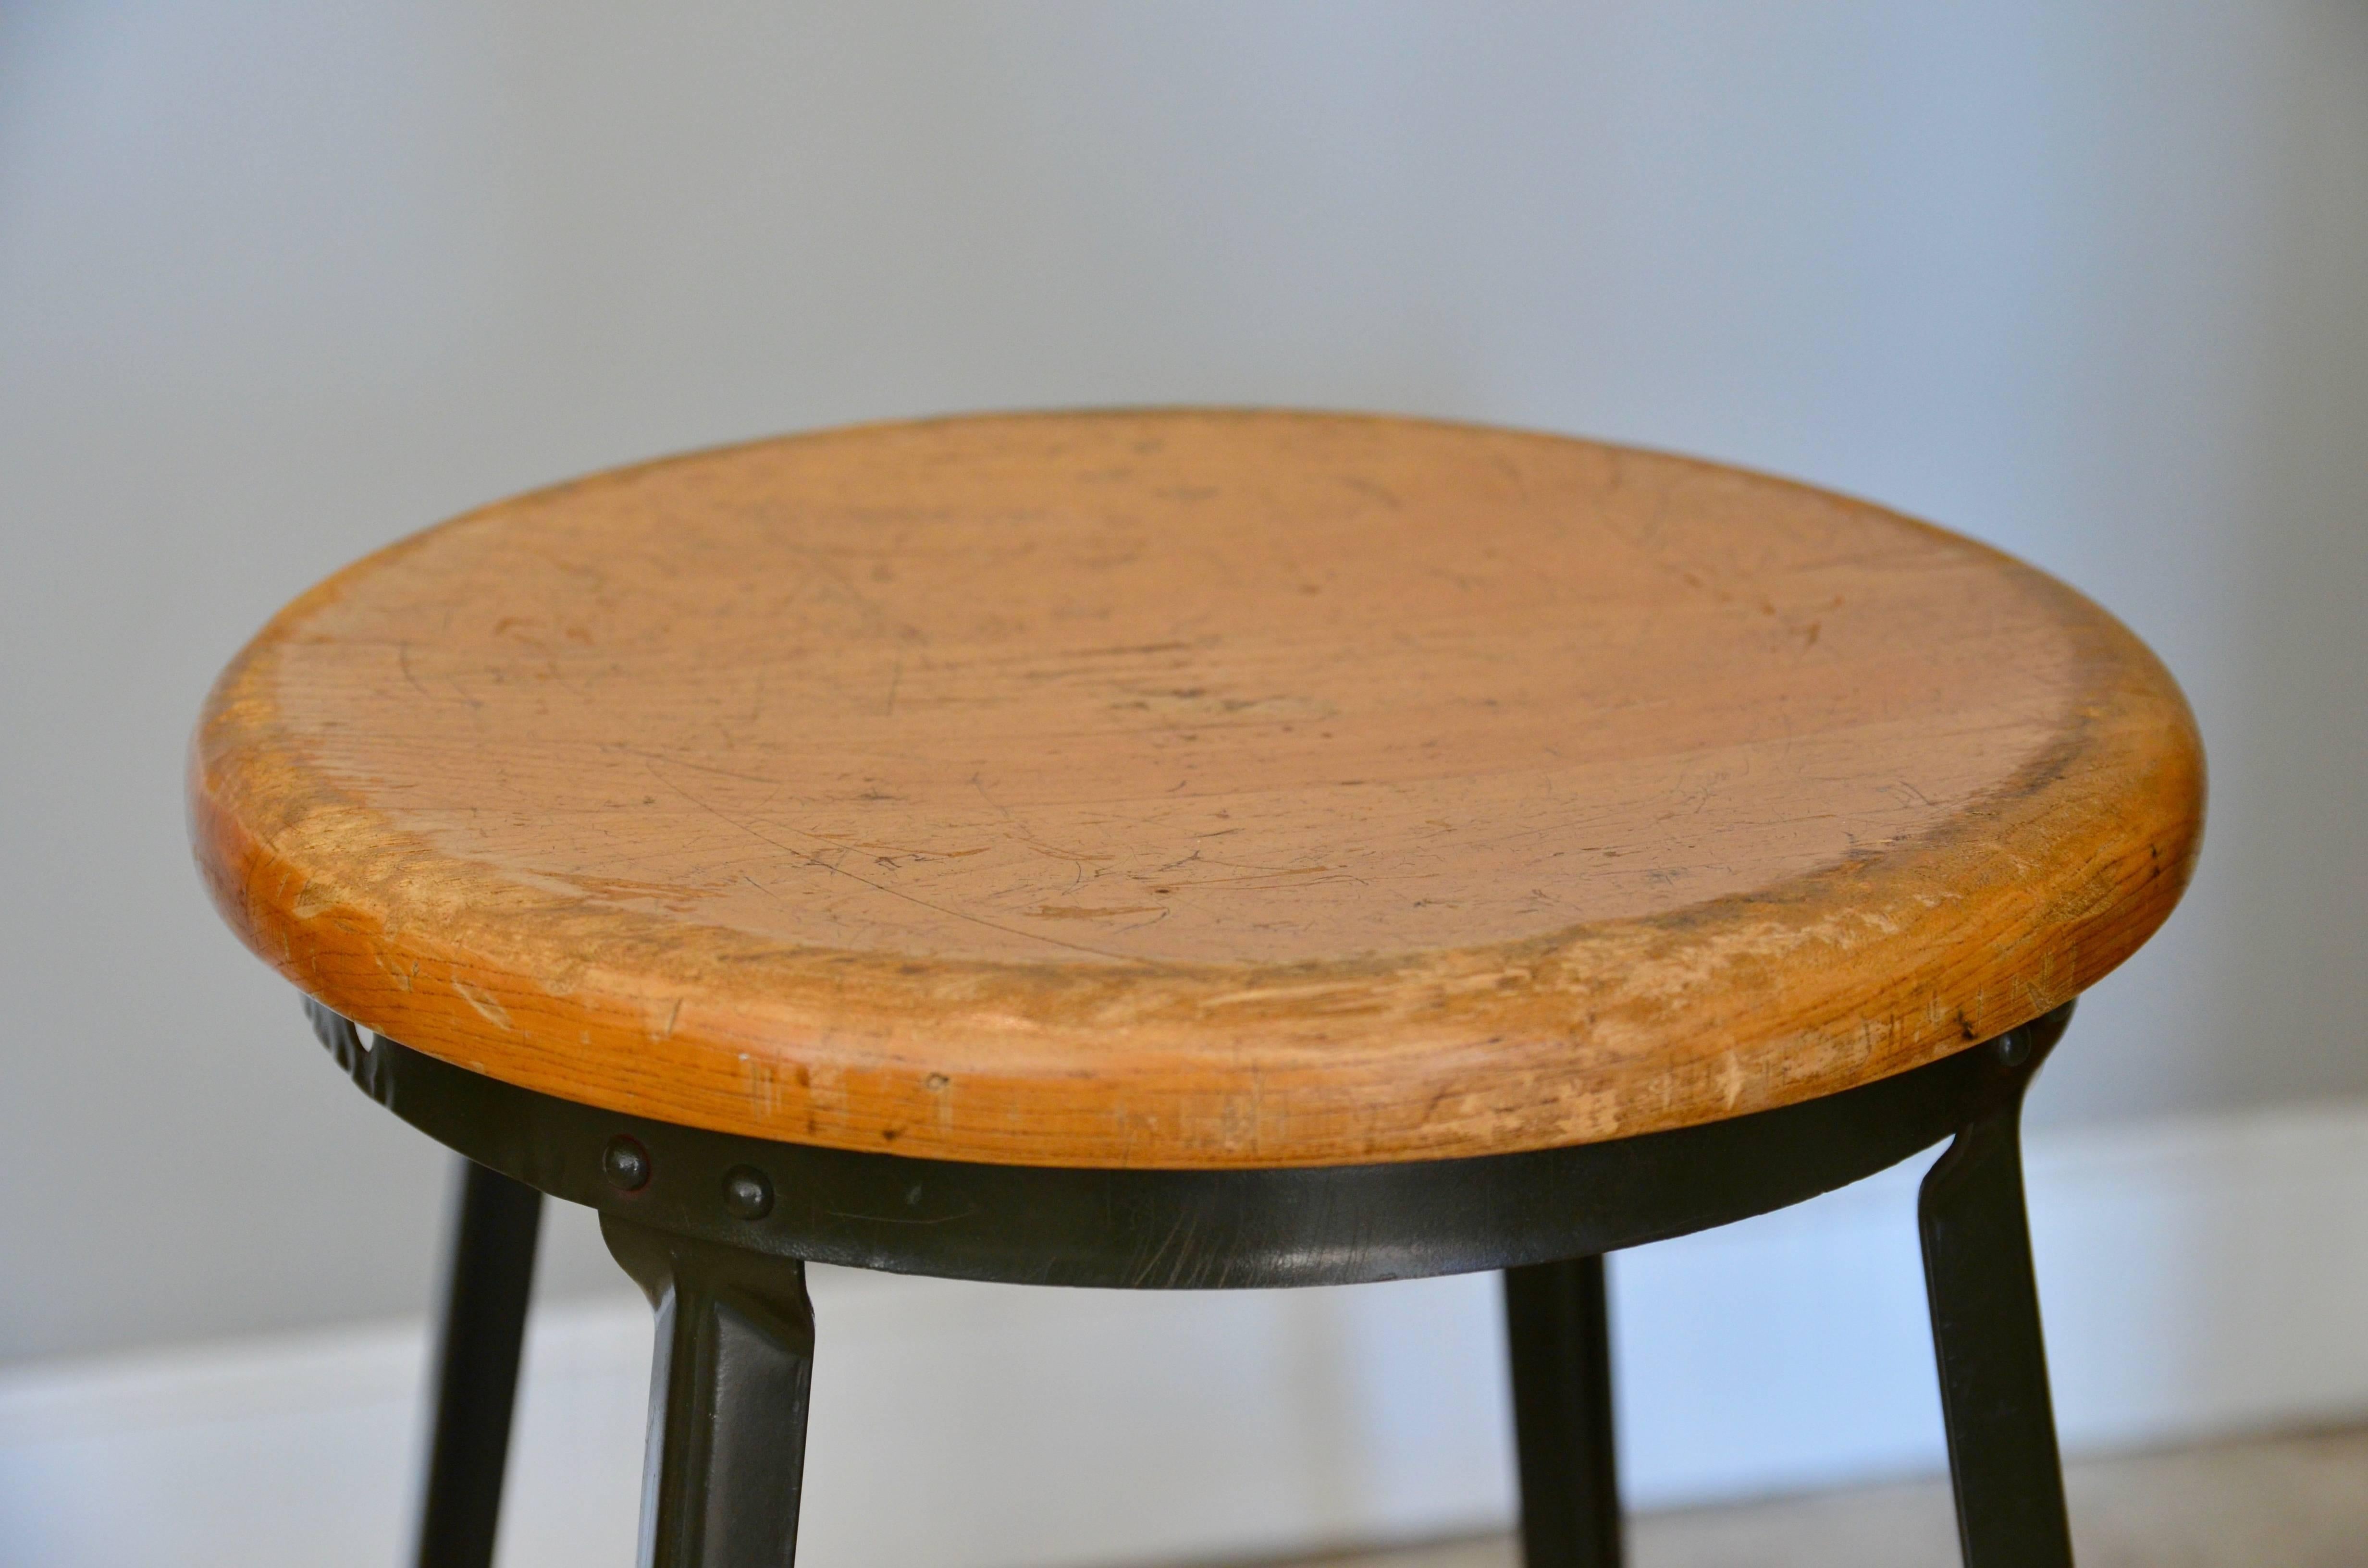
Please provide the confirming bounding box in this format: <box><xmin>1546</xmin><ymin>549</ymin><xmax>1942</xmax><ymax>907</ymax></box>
<box><xmin>1920</xmin><ymin>1009</ymin><xmax>2075</xmax><ymax>1568</ymax></box>
<box><xmin>604</xmin><ymin>1219</ymin><xmax>815</xmax><ymax>1568</ymax></box>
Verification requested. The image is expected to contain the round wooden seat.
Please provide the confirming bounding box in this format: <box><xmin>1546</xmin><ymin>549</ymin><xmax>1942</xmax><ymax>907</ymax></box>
<box><xmin>191</xmin><ymin>411</ymin><xmax>2202</xmax><ymax>1170</ymax></box>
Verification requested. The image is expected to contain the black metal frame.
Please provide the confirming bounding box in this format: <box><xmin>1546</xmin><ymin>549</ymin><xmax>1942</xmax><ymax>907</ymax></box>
<box><xmin>413</xmin><ymin>1159</ymin><xmax>543</xmax><ymax>1568</ymax></box>
<box><xmin>310</xmin><ymin>998</ymin><xmax>2077</xmax><ymax>1568</ymax></box>
<box><xmin>1504</xmin><ymin>1255</ymin><xmax>1623</xmax><ymax>1568</ymax></box>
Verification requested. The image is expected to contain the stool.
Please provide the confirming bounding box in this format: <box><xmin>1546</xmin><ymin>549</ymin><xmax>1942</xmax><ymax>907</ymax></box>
<box><xmin>189</xmin><ymin>412</ymin><xmax>2204</xmax><ymax>1568</ymax></box>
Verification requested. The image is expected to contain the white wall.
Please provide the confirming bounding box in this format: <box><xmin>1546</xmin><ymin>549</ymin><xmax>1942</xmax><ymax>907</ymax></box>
<box><xmin>2</xmin><ymin>0</ymin><xmax>2363</xmax><ymax>1369</ymax></box>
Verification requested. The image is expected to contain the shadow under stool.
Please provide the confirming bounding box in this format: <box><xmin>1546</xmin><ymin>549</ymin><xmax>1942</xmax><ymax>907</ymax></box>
<box><xmin>189</xmin><ymin>411</ymin><xmax>2205</xmax><ymax>1568</ymax></box>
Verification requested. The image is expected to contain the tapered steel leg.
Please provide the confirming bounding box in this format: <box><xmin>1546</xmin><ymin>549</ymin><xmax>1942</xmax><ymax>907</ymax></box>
<box><xmin>417</xmin><ymin>1158</ymin><xmax>543</xmax><ymax>1568</ymax></box>
<box><xmin>603</xmin><ymin>1217</ymin><xmax>816</xmax><ymax>1568</ymax></box>
<box><xmin>1504</xmin><ymin>1254</ymin><xmax>1623</xmax><ymax>1568</ymax></box>
<box><xmin>1920</xmin><ymin>1030</ymin><xmax>2075</xmax><ymax>1568</ymax></box>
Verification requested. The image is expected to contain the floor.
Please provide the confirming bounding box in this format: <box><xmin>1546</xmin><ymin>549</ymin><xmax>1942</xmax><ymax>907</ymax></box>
<box><xmin>1255</xmin><ymin>1425</ymin><xmax>2368</xmax><ymax>1568</ymax></box>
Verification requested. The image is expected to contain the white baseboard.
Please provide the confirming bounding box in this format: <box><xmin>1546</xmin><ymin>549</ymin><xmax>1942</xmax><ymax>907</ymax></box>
<box><xmin>5</xmin><ymin>1100</ymin><xmax>2366</xmax><ymax>1568</ymax></box>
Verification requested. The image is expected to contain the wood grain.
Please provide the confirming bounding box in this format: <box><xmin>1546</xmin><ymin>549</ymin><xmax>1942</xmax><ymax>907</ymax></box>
<box><xmin>189</xmin><ymin>411</ymin><xmax>2204</xmax><ymax>1168</ymax></box>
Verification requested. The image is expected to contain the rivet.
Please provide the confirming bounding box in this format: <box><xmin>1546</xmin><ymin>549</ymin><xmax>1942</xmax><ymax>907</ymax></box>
<box><xmin>1993</xmin><ymin>1029</ymin><xmax>2033</xmax><ymax>1067</ymax></box>
<box><xmin>723</xmin><ymin>1165</ymin><xmax>774</xmax><ymax>1221</ymax></box>
<box><xmin>602</xmin><ymin>1135</ymin><xmax>651</xmax><ymax>1191</ymax></box>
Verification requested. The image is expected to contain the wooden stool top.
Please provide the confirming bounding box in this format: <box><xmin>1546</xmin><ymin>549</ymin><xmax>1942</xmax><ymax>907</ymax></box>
<box><xmin>192</xmin><ymin>412</ymin><xmax>2202</xmax><ymax>1169</ymax></box>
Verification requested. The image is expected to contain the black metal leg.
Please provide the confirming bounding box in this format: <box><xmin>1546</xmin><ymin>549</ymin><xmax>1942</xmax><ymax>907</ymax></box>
<box><xmin>1920</xmin><ymin>1047</ymin><xmax>2074</xmax><ymax>1568</ymax></box>
<box><xmin>602</xmin><ymin>1217</ymin><xmax>816</xmax><ymax>1568</ymax></box>
<box><xmin>1504</xmin><ymin>1255</ymin><xmax>1623</xmax><ymax>1568</ymax></box>
<box><xmin>417</xmin><ymin>1157</ymin><xmax>544</xmax><ymax>1568</ymax></box>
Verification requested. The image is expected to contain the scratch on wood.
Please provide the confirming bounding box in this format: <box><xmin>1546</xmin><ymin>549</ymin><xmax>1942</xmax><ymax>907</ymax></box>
<box><xmin>451</xmin><ymin>976</ymin><xmax>512</xmax><ymax>1031</ymax></box>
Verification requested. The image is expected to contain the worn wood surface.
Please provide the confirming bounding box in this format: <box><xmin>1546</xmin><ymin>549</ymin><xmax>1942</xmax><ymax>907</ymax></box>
<box><xmin>190</xmin><ymin>411</ymin><xmax>2204</xmax><ymax>1169</ymax></box>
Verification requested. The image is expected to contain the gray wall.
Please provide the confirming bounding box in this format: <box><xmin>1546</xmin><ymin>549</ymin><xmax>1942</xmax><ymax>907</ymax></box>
<box><xmin>3</xmin><ymin>1</ymin><xmax>2363</xmax><ymax>1363</ymax></box>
